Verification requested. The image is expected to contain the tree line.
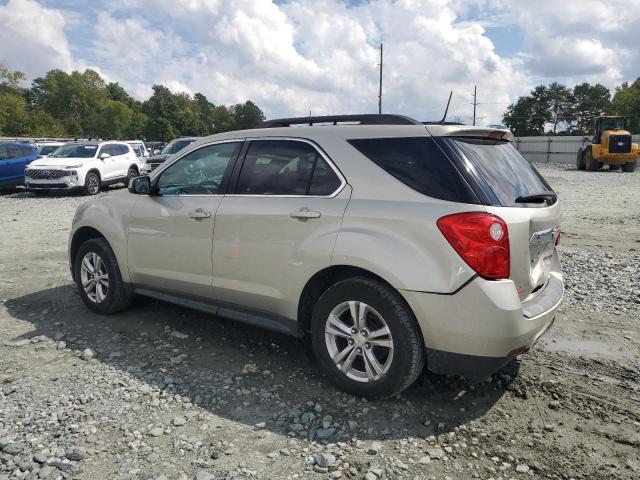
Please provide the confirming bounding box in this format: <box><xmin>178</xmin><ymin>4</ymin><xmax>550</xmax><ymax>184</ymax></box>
<box><xmin>502</xmin><ymin>79</ymin><xmax>640</xmax><ymax>136</ymax></box>
<box><xmin>0</xmin><ymin>64</ymin><xmax>265</xmax><ymax>141</ymax></box>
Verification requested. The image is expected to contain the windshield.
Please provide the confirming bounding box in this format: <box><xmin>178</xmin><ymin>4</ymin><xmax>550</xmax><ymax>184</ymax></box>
<box><xmin>49</xmin><ymin>144</ymin><xmax>98</xmax><ymax>158</ymax></box>
<box><xmin>600</xmin><ymin>118</ymin><xmax>625</xmax><ymax>131</ymax></box>
<box><xmin>444</xmin><ymin>137</ymin><xmax>553</xmax><ymax>208</ymax></box>
<box><xmin>39</xmin><ymin>145</ymin><xmax>60</xmax><ymax>155</ymax></box>
<box><xmin>161</xmin><ymin>140</ymin><xmax>193</xmax><ymax>155</ymax></box>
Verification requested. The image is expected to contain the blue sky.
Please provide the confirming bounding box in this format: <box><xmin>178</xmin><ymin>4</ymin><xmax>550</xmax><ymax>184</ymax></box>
<box><xmin>1</xmin><ymin>0</ymin><xmax>639</xmax><ymax>124</ymax></box>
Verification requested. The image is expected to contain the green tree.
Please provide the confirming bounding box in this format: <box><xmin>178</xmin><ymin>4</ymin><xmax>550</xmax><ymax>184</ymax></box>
<box><xmin>0</xmin><ymin>93</ymin><xmax>29</xmax><ymax>136</ymax></box>
<box><xmin>232</xmin><ymin>100</ymin><xmax>265</xmax><ymax>130</ymax></box>
<box><xmin>611</xmin><ymin>79</ymin><xmax>640</xmax><ymax>134</ymax></box>
<box><xmin>567</xmin><ymin>83</ymin><xmax>611</xmax><ymax>135</ymax></box>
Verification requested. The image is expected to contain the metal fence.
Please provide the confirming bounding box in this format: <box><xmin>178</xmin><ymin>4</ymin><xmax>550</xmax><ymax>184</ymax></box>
<box><xmin>514</xmin><ymin>135</ymin><xmax>640</xmax><ymax>164</ymax></box>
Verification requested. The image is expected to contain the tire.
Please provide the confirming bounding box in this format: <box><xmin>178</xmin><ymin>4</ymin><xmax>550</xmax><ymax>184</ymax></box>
<box><xmin>83</xmin><ymin>171</ymin><xmax>101</xmax><ymax>195</ymax></box>
<box><xmin>311</xmin><ymin>277</ymin><xmax>425</xmax><ymax>399</ymax></box>
<box><xmin>74</xmin><ymin>237</ymin><xmax>134</xmax><ymax>315</ymax></box>
<box><xmin>585</xmin><ymin>148</ymin><xmax>600</xmax><ymax>171</ymax></box>
<box><xmin>609</xmin><ymin>164</ymin><xmax>621</xmax><ymax>171</ymax></box>
<box><xmin>127</xmin><ymin>166</ymin><xmax>138</xmax><ymax>185</ymax></box>
<box><xmin>576</xmin><ymin>149</ymin><xmax>586</xmax><ymax>170</ymax></box>
<box><xmin>622</xmin><ymin>160</ymin><xmax>637</xmax><ymax>172</ymax></box>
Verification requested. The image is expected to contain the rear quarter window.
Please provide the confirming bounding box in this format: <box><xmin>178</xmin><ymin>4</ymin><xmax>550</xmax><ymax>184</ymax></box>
<box><xmin>347</xmin><ymin>137</ymin><xmax>479</xmax><ymax>203</ymax></box>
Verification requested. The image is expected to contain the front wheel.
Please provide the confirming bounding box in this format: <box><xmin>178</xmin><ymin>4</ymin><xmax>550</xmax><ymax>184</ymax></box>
<box><xmin>127</xmin><ymin>167</ymin><xmax>138</xmax><ymax>184</ymax></box>
<box><xmin>585</xmin><ymin>148</ymin><xmax>600</xmax><ymax>171</ymax></box>
<box><xmin>622</xmin><ymin>160</ymin><xmax>637</xmax><ymax>172</ymax></box>
<box><xmin>311</xmin><ymin>277</ymin><xmax>425</xmax><ymax>399</ymax></box>
<box><xmin>83</xmin><ymin>172</ymin><xmax>101</xmax><ymax>195</ymax></box>
<box><xmin>74</xmin><ymin>238</ymin><xmax>134</xmax><ymax>314</ymax></box>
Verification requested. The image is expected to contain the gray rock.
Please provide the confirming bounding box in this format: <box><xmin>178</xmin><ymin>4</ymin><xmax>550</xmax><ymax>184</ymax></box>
<box><xmin>313</xmin><ymin>465</ymin><xmax>329</xmax><ymax>473</ymax></box>
<box><xmin>548</xmin><ymin>400</ymin><xmax>561</xmax><ymax>410</ymax></box>
<box><xmin>316</xmin><ymin>427</ymin><xmax>336</xmax><ymax>439</ymax></box>
<box><xmin>516</xmin><ymin>464</ymin><xmax>530</xmax><ymax>473</ymax></box>
<box><xmin>33</xmin><ymin>451</ymin><xmax>48</xmax><ymax>464</ymax></box>
<box><xmin>172</xmin><ymin>416</ymin><xmax>187</xmax><ymax>426</ymax></box>
<box><xmin>315</xmin><ymin>452</ymin><xmax>336</xmax><ymax>468</ymax></box>
<box><xmin>65</xmin><ymin>450</ymin><xmax>86</xmax><ymax>461</ymax></box>
<box><xmin>148</xmin><ymin>427</ymin><xmax>163</xmax><ymax>437</ymax></box>
<box><xmin>368</xmin><ymin>441</ymin><xmax>382</xmax><ymax>455</ymax></box>
<box><xmin>194</xmin><ymin>471</ymin><xmax>213</xmax><ymax>480</ymax></box>
<box><xmin>81</xmin><ymin>348</ymin><xmax>95</xmax><ymax>361</ymax></box>
<box><xmin>2</xmin><ymin>442</ymin><xmax>24</xmax><ymax>455</ymax></box>
<box><xmin>427</xmin><ymin>447</ymin><xmax>445</xmax><ymax>459</ymax></box>
<box><xmin>418</xmin><ymin>455</ymin><xmax>431</xmax><ymax>464</ymax></box>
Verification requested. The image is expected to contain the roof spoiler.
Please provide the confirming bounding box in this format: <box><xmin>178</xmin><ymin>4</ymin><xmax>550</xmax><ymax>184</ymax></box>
<box><xmin>431</xmin><ymin>126</ymin><xmax>514</xmax><ymax>142</ymax></box>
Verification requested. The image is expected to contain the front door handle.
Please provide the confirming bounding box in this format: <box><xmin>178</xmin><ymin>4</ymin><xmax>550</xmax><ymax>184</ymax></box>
<box><xmin>289</xmin><ymin>208</ymin><xmax>321</xmax><ymax>220</ymax></box>
<box><xmin>188</xmin><ymin>209</ymin><xmax>212</xmax><ymax>220</ymax></box>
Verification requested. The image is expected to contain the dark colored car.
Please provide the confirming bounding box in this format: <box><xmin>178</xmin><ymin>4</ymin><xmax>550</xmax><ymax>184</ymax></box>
<box><xmin>141</xmin><ymin>137</ymin><xmax>199</xmax><ymax>173</ymax></box>
<box><xmin>0</xmin><ymin>142</ymin><xmax>38</xmax><ymax>190</ymax></box>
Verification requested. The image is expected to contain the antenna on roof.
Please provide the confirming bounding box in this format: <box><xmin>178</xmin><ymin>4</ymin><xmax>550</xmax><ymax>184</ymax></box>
<box><xmin>441</xmin><ymin>91</ymin><xmax>453</xmax><ymax>123</ymax></box>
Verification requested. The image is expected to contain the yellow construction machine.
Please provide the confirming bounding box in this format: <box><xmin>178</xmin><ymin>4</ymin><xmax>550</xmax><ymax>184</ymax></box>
<box><xmin>577</xmin><ymin>116</ymin><xmax>638</xmax><ymax>172</ymax></box>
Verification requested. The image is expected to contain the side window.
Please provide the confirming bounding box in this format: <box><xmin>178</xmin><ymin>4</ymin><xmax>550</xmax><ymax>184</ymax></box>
<box><xmin>0</xmin><ymin>146</ymin><xmax>9</xmax><ymax>160</ymax></box>
<box><xmin>7</xmin><ymin>146</ymin><xmax>22</xmax><ymax>159</ymax></box>
<box><xmin>98</xmin><ymin>145</ymin><xmax>112</xmax><ymax>157</ymax></box>
<box><xmin>157</xmin><ymin>142</ymin><xmax>241</xmax><ymax>195</ymax></box>
<box><xmin>348</xmin><ymin>137</ymin><xmax>478</xmax><ymax>203</ymax></box>
<box><xmin>236</xmin><ymin>140</ymin><xmax>340</xmax><ymax>196</ymax></box>
<box><xmin>116</xmin><ymin>144</ymin><xmax>129</xmax><ymax>155</ymax></box>
<box><xmin>309</xmin><ymin>157</ymin><xmax>342</xmax><ymax>195</ymax></box>
<box><xmin>21</xmin><ymin>146</ymin><xmax>33</xmax><ymax>157</ymax></box>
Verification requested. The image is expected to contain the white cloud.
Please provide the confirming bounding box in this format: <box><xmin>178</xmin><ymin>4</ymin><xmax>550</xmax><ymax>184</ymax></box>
<box><xmin>3</xmin><ymin>0</ymin><xmax>639</xmax><ymax>126</ymax></box>
<box><xmin>0</xmin><ymin>0</ymin><xmax>76</xmax><ymax>78</ymax></box>
<box><xmin>507</xmin><ymin>0</ymin><xmax>640</xmax><ymax>85</ymax></box>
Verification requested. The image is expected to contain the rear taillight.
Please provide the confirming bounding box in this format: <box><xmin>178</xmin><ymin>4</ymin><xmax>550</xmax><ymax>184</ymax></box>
<box><xmin>437</xmin><ymin>212</ymin><xmax>510</xmax><ymax>280</ymax></box>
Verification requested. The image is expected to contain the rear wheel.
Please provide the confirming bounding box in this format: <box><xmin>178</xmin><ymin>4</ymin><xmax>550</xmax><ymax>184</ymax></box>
<box><xmin>83</xmin><ymin>172</ymin><xmax>101</xmax><ymax>195</ymax></box>
<box><xmin>609</xmin><ymin>164</ymin><xmax>621</xmax><ymax>171</ymax></box>
<box><xmin>622</xmin><ymin>160</ymin><xmax>637</xmax><ymax>172</ymax></box>
<box><xmin>74</xmin><ymin>238</ymin><xmax>134</xmax><ymax>314</ymax></box>
<box><xmin>311</xmin><ymin>277</ymin><xmax>425</xmax><ymax>399</ymax></box>
<box><xmin>576</xmin><ymin>149</ymin><xmax>586</xmax><ymax>170</ymax></box>
<box><xmin>585</xmin><ymin>148</ymin><xmax>600</xmax><ymax>171</ymax></box>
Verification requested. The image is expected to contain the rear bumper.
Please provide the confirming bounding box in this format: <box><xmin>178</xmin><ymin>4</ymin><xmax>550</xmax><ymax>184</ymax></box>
<box><xmin>402</xmin><ymin>271</ymin><xmax>563</xmax><ymax>378</ymax></box>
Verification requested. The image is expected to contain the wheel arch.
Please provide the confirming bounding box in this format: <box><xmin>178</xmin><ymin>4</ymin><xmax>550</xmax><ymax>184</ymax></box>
<box><xmin>85</xmin><ymin>168</ymin><xmax>101</xmax><ymax>180</ymax></box>
<box><xmin>297</xmin><ymin>265</ymin><xmax>422</xmax><ymax>340</ymax></box>
<box><xmin>70</xmin><ymin>226</ymin><xmax>107</xmax><ymax>281</ymax></box>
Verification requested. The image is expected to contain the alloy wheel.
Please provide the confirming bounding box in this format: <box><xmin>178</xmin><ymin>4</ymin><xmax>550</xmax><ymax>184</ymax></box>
<box><xmin>324</xmin><ymin>301</ymin><xmax>394</xmax><ymax>382</ymax></box>
<box><xmin>87</xmin><ymin>174</ymin><xmax>99</xmax><ymax>194</ymax></box>
<box><xmin>80</xmin><ymin>252</ymin><xmax>109</xmax><ymax>303</ymax></box>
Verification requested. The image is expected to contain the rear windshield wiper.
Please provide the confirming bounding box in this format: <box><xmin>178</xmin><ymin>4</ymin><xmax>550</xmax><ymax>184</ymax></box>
<box><xmin>515</xmin><ymin>191</ymin><xmax>557</xmax><ymax>205</ymax></box>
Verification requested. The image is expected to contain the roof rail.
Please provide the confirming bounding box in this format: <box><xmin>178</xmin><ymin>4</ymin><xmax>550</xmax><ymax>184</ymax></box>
<box><xmin>259</xmin><ymin>114</ymin><xmax>422</xmax><ymax>128</ymax></box>
<box><xmin>422</xmin><ymin>121</ymin><xmax>466</xmax><ymax>126</ymax></box>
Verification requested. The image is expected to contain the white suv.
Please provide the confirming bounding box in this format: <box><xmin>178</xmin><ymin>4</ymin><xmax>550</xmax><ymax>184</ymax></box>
<box><xmin>26</xmin><ymin>140</ymin><xmax>143</xmax><ymax>195</ymax></box>
<box><xmin>69</xmin><ymin>114</ymin><xmax>563</xmax><ymax>398</ymax></box>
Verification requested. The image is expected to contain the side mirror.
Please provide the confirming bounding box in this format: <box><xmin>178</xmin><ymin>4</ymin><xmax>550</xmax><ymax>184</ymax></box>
<box><xmin>100</xmin><ymin>153</ymin><xmax>111</xmax><ymax>160</ymax></box>
<box><xmin>128</xmin><ymin>175</ymin><xmax>151</xmax><ymax>195</ymax></box>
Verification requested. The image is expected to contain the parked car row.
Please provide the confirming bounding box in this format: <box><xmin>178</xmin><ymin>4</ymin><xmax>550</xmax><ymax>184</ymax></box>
<box><xmin>0</xmin><ymin>138</ymin><xmax>195</xmax><ymax>195</ymax></box>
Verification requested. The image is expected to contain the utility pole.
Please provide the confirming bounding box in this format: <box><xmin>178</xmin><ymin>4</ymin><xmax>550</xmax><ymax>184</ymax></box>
<box><xmin>378</xmin><ymin>43</ymin><xmax>383</xmax><ymax>114</ymax></box>
<box><xmin>472</xmin><ymin>85</ymin><xmax>477</xmax><ymax>126</ymax></box>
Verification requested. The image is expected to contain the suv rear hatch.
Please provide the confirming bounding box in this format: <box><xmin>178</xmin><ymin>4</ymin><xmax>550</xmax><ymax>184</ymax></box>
<box><xmin>435</xmin><ymin>130</ymin><xmax>561</xmax><ymax>302</ymax></box>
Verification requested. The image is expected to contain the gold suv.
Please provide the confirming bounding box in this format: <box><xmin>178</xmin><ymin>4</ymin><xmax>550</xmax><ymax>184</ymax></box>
<box><xmin>69</xmin><ymin>114</ymin><xmax>563</xmax><ymax>398</ymax></box>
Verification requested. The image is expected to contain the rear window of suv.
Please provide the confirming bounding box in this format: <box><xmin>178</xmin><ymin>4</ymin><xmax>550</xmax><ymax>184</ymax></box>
<box><xmin>443</xmin><ymin>137</ymin><xmax>553</xmax><ymax>207</ymax></box>
<box><xmin>348</xmin><ymin>137</ymin><xmax>478</xmax><ymax>203</ymax></box>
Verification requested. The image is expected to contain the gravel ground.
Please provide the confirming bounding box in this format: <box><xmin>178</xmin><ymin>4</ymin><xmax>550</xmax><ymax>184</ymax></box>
<box><xmin>1</xmin><ymin>164</ymin><xmax>639</xmax><ymax>480</ymax></box>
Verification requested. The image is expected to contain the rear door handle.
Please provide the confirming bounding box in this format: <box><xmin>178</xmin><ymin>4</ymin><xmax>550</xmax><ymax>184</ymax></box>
<box><xmin>188</xmin><ymin>209</ymin><xmax>212</xmax><ymax>220</ymax></box>
<box><xmin>289</xmin><ymin>208</ymin><xmax>321</xmax><ymax>220</ymax></box>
